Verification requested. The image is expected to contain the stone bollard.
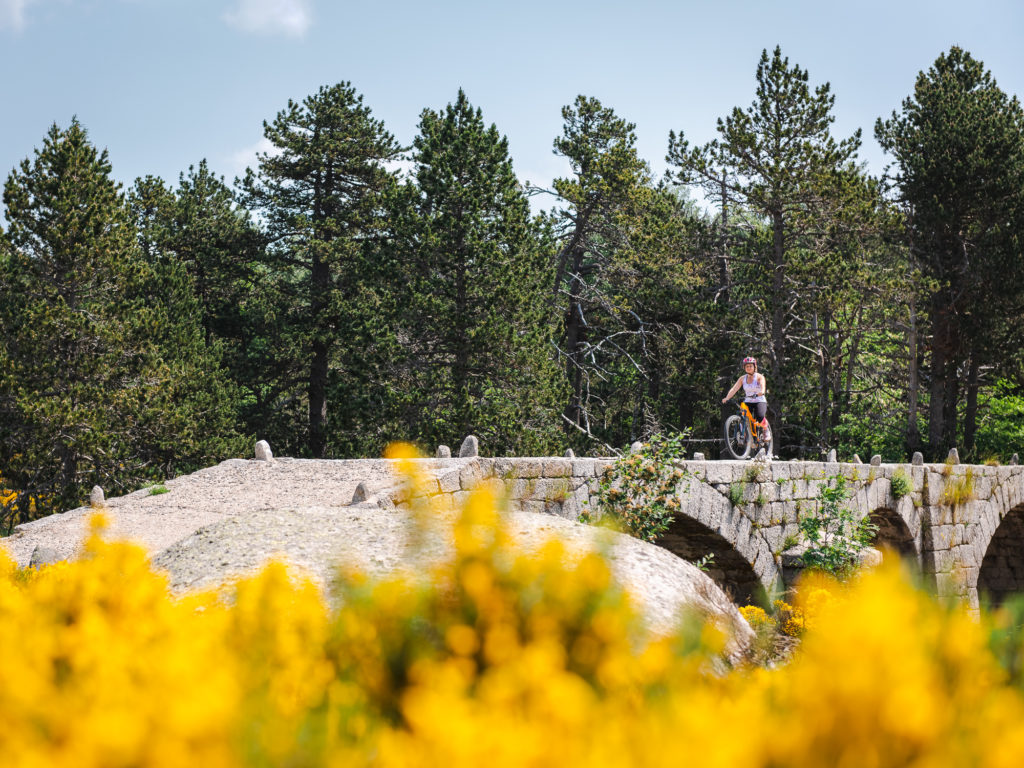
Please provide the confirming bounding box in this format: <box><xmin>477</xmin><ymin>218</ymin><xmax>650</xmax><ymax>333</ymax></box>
<box><xmin>352</xmin><ymin>482</ymin><xmax>368</xmax><ymax>504</ymax></box>
<box><xmin>853</xmin><ymin>454</ymin><xmax>862</xmax><ymax>464</ymax></box>
<box><xmin>565</xmin><ymin>449</ymin><xmax>575</xmax><ymax>458</ymax></box>
<box><xmin>826</xmin><ymin>448</ymin><xmax>837</xmax><ymax>463</ymax></box>
<box><xmin>912</xmin><ymin>452</ymin><xmax>924</xmax><ymax>465</ymax></box>
<box><xmin>693</xmin><ymin>452</ymin><xmax>706</xmax><ymax>461</ymax></box>
<box><xmin>870</xmin><ymin>454</ymin><xmax>881</xmax><ymax>466</ymax></box>
<box><xmin>436</xmin><ymin>445</ymin><xmax>451</xmax><ymax>458</ymax></box>
<box><xmin>255</xmin><ymin>440</ymin><xmax>274</xmax><ymax>461</ymax></box>
<box><xmin>89</xmin><ymin>485</ymin><xmax>104</xmax><ymax>505</ymax></box>
<box><xmin>459</xmin><ymin>435</ymin><xmax>479</xmax><ymax>458</ymax></box>
<box><xmin>1013</xmin><ymin>454</ymin><xmax>1020</xmax><ymax>466</ymax></box>
<box><xmin>947</xmin><ymin>447</ymin><xmax>960</xmax><ymax>464</ymax></box>
<box><xmin>630</xmin><ymin>441</ymin><xmax>643</xmax><ymax>453</ymax></box>
<box><xmin>30</xmin><ymin>546</ymin><xmax>60</xmax><ymax>568</ymax></box>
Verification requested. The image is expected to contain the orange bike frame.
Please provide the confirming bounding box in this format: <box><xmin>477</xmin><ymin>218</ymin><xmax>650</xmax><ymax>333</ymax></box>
<box><xmin>739</xmin><ymin>402</ymin><xmax>764</xmax><ymax>442</ymax></box>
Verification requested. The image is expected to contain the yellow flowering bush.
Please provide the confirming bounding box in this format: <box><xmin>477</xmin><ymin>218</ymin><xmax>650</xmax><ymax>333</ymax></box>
<box><xmin>3</xmin><ymin>451</ymin><xmax>1024</xmax><ymax>767</ymax></box>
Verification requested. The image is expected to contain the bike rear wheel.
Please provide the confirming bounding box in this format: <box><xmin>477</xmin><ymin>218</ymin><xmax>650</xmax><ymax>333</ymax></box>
<box><xmin>723</xmin><ymin>414</ymin><xmax>752</xmax><ymax>459</ymax></box>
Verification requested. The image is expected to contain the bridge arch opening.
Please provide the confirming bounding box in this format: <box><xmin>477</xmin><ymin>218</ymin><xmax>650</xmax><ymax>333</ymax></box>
<box><xmin>658</xmin><ymin>515</ymin><xmax>764</xmax><ymax>606</ymax></box>
<box><xmin>978</xmin><ymin>504</ymin><xmax>1024</xmax><ymax>607</ymax></box>
<box><xmin>868</xmin><ymin>507</ymin><xmax>917</xmax><ymax>562</ymax></box>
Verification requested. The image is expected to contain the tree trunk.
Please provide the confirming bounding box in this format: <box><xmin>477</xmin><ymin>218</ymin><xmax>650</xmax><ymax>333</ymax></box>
<box><xmin>927</xmin><ymin>292</ymin><xmax>951</xmax><ymax>457</ymax></box>
<box><xmin>815</xmin><ymin>310</ymin><xmax>830</xmax><ymax>449</ymax></box>
<box><xmin>563</xmin><ymin>246</ymin><xmax>586</xmax><ymax>429</ymax></box>
<box><xmin>905</xmin><ymin>294</ymin><xmax>921</xmax><ymax>454</ymax></box>
<box><xmin>963</xmin><ymin>351</ymin><xmax>979</xmax><ymax>454</ymax></box>
<box><xmin>308</xmin><ymin>242</ymin><xmax>330</xmax><ymax>458</ymax></box>
<box><xmin>770</xmin><ymin>208</ymin><xmax>786</xmax><ymax>381</ymax></box>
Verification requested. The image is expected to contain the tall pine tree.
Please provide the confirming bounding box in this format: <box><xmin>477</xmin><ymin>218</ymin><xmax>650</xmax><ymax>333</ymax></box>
<box><xmin>0</xmin><ymin>121</ymin><xmax>244</xmax><ymax>523</ymax></box>
<box><xmin>876</xmin><ymin>47</ymin><xmax>1024</xmax><ymax>456</ymax></box>
<box><xmin>239</xmin><ymin>83</ymin><xmax>403</xmax><ymax>457</ymax></box>
<box><xmin>395</xmin><ymin>90</ymin><xmax>563</xmax><ymax>453</ymax></box>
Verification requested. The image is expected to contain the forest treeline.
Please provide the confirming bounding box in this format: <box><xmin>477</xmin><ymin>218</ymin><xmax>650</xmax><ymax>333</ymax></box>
<box><xmin>2</xmin><ymin>46</ymin><xmax>1024</xmax><ymax>526</ymax></box>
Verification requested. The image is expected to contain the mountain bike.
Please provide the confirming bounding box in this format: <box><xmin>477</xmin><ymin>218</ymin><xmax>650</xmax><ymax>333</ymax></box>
<box><xmin>723</xmin><ymin>400</ymin><xmax>774</xmax><ymax>460</ymax></box>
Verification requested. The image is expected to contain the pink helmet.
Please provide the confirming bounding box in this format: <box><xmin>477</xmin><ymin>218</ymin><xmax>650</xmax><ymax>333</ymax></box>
<box><xmin>742</xmin><ymin>356</ymin><xmax>757</xmax><ymax>367</ymax></box>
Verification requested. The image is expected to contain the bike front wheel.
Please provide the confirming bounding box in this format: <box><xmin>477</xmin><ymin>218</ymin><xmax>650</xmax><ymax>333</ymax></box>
<box><xmin>723</xmin><ymin>414</ymin><xmax>752</xmax><ymax>459</ymax></box>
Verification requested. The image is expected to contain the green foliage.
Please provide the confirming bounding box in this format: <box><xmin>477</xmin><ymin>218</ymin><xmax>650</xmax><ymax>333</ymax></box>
<box><xmin>0</xmin><ymin>120</ymin><xmax>245</xmax><ymax>523</ymax></box>
<box><xmin>798</xmin><ymin>475</ymin><xmax>878</xmax><ymax>580</ymax></box>
<box><xmin>728</xmin><ymin>481</ymin><xmax>744</xmax><ymax>507</ymax></box>
<box><xmin>970</xmin><ymin>380</ymin><xmax>1024</xmax><ymax>461</ymax></box>
<box><xmin>693</xmin><ymin>553</ymin><xmax>715</xmax><ymax>572</ymax></box>
<box><xmin>238</xmin><ymin>82</ymin><xmax>404</xmax><ymax>458</ymax></box>
<box><xmin>890</xmin><ymin>469</ymin><xmax>912</xmax><ymax>500</ymax></box>
<box><xmin>148</xmin><ymin>485</ymin><xmax>169</xmax><ymax>496</ymax></box>
<box><xmin>391</xmin><ymin>90</ymin><xmax>564</xmax><ymax>455</ymax></box>
<box><xmin>877</xmin><ymin>47</ymin><xmax>1024</xmax><ymax>455</ymax></box>
<box><xmin>579</xmin><ymin>432</ymin><xmax>688</xmax><ymax>542</ymax></box>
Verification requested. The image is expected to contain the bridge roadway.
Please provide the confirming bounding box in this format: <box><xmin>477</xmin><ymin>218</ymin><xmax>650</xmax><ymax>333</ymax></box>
<box><xmin>409</xmin><ymin>454</ymin><xmax>1024</xmax><ymax>607</ymax></box>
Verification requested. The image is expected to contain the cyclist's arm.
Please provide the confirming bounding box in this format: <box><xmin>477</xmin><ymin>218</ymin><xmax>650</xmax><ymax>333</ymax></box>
<box><xmin>758</xmin><ymin>374</ymin><xmax>767</xmax><ymax>396</ymax></box>
<box><xmin>721</xmin><ymin>378</ymin><xmax>742</xmax><ymax>403</ymax></box>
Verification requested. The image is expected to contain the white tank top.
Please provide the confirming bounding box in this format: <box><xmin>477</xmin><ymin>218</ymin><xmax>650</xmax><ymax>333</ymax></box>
<box><xmin>742</xmin><ymin>374</ymin><xmax>766</xmax><ymax>403</ymax></box>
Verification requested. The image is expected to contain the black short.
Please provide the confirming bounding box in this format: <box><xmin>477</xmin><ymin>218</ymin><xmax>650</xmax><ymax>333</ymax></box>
<box><xmin>745</xmin><ymin>401</ymin><xmax>767</xmax><ymax>422</ymax></box>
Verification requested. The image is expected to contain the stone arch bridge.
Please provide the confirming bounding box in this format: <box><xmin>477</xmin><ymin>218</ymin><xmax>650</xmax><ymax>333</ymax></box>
<box><xmin>412</xmin><ymin>454</ymin><xmax>1024</xmax><ymax>607</ymax></box>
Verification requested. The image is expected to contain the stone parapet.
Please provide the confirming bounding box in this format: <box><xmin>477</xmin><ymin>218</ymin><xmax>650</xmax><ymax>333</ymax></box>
<box><xmin>385</xmin><ymin>455</ymin><xmax>1024</xmax><ymax>609</ymax></box>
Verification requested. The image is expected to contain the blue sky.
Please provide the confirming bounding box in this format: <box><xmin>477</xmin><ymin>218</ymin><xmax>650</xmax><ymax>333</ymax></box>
<box><xmin>2</xmin><ymin>0</ymin><xmax>1022</xmax><ymax>215</ymax></box>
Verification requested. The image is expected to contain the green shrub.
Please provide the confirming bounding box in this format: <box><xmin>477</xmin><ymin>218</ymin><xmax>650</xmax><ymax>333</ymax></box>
<box><xmin>890</xmin><ymin>469</ymin><xmax>911</xmax><ymax>500</ymax></box>
<box><xmin>798</xmin><ymin>475</ymin><xmax>878</xmax><ymax>581</ymax></box>
<box><xmin>579</xmin><ymin>432</ymin><xmax>689</xmax><ymax>542</ymax></box>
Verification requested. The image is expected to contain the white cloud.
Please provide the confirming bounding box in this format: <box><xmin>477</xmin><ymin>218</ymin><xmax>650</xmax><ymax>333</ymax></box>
<box><xmin>0</xmin><ymin>0</ymin><xmax>35</xmax><ymax>31</ymax></box>
<box><xmin>226</xmin><ymin>136</ymin><xmax>279</xmax><ymax>179</ymax></box>
<box><xmin>223</xmin><ymin>0</ymin><xmax>311</xmax><ymax>38</ymax></box>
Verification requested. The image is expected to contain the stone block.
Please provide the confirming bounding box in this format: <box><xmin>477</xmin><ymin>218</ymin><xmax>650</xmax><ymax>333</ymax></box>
<box><xmin>453</xmin><ymin>490</ymin><xmax>471</xmax><ymax>507</ymax></box>
<box><xmin>531</xmin><ymin>478</ymin><xmax>573</xmax><ymax>502</ymax></box>
<box><xmin>436</xmin><ymin>445</ymin><xmax>451</xmax><ymax>458</ymax></box>
<box><xmin>438</xmin><ymin>470</ymin><xmax>461</xmax><ymax>494</ymax></box>
<box><xmin>572</xmin><ymin>460</ymin><xmax>597</xmax><ymax>478</ymax></box>
<box><xmin>506</xmin><ymin>479</ymin><xmax>534</xmax><ymax>499</ymax></box>
<box><xmin>514</xmin><ymin>459</ymin><xmax>544</xmax><ymax>478</ymax></box>
<box><xmin>458</xmin><ymin>435</ymin><xmax>479</xmax><ymax>458</ymax></box>
<box><xmin>763</xmin><ymin>525</ymin><xmax>783</xmax><ymax>554</ymax></box>
<box><xmin>684</xmin><ymin>462</ymin><xmax>706</xmax><ymax>482</ymax></box>
<box><xmin>718</xmin><ymin>507</ymin><xmax>739</xmax><ymax>541</ymax></box>
<box><xmin>593</xmin><ymin>460</ymin><xmax>614</xmax><ymax>477</ymax></box>
<box><xmin>30</xmin><ymin>546</ymin><xmax>61</xmax><ymax>568</ymax></box>
<box><xmin>705</xmin><ymin>462</ymin><xmax>738</xmax><ymax>485</ymax></box>
<box><xmin>953</xmin><ymin>524</ymin><xmax>966</xmax><ymax>546</ymax></box>
<box><xmin>543</xmin><ymin>459</ymin><xmax>572</xmax><ymax>477</ymax></box>
<box><xmin>492</xmin><ymin>458</ymin><xmax>515</xmax><ymax>478</ymax></box>
<box><xmin>255</xmin><ymin>440</ymin><xmax>273</xmax><ymax>461</ymax></box>
<box><xmin>736</xmin><ymin>514</ymin><xmax>752</xmax><ymax>544</ymax></box>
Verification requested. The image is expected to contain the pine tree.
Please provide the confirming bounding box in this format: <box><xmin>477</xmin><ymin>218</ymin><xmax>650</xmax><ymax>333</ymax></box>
<box><xmin>547</xmin><ymin>95</ymin><xmax>652</xmax><ymax>441</ymax></box>
<box><xmin>396</xmin><ymin>90</ymin><xmax>563</xmax><ymax>453</ymax></box>
<box><xmin>876</xmin><ymin>47</ymin><xmax>1024</xmax><ymax>456</ymax></box>
<box><xmin>668</xmin><ymin>46</ymin><xmax>866</xmax><ymax>449</ymax></box>
<box><xmin>0</xmin><ymin>120</ymin><xmax>244</xmax><ymax>522</ymax></box>
<box><xmin>239</xmin><ymin>83</ymin><xmax>403</xmax><ymax>457</ymax></box>
<box><xmin>128</xmin><ymin>163</ymin><xmax>280</xmax><ymax>447</ymax></box>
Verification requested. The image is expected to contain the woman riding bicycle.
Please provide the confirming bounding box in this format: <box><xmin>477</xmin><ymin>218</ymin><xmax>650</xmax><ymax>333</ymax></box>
<box><xmin>722</xmin><ymin>356</ymin><xmax>770</xmax><ymax>436</ymax></box>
